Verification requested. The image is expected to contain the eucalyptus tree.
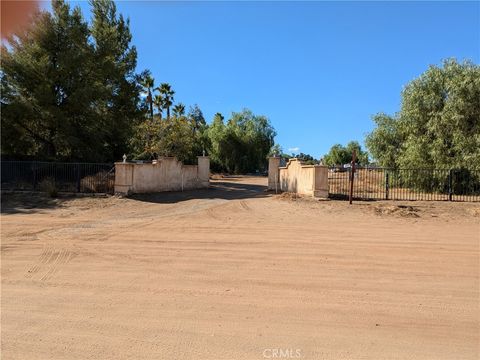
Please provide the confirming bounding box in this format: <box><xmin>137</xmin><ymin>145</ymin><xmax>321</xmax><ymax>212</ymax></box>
<box><xmin>188</xmin><ymin>104</ymin><xmax>206</xmax><ymax>133</ymax></box>
<box><xmin>366</xmin><ymin>59</ymin><xmax>480</xmax><ymax>169</ymax></box>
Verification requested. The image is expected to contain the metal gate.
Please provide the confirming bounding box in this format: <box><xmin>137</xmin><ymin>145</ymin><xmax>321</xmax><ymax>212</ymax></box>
<box><xmin>1</xmin><ymin>161</ymin><xmax>115</xmax><ymax>194</ymax></box>
<box><xmin>328</xmin><ymin>166</ymin><xmax>480</xmax><ymax>202</ymax></box>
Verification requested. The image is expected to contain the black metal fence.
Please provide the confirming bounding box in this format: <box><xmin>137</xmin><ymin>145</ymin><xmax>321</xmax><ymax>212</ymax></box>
<box><xmin>1</xmin><ymin>161</ymin><xmax>115</xmax><ymax>194</ymax></box>
<box><xmin>328</xmin><ymin>167</ymin><xmax>480</xmax><ymax>202</ymax></box>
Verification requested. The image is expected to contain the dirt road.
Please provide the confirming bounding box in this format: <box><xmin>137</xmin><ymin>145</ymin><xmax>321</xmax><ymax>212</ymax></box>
<box><xmin>1</xmin><ymin>177</ymin><xmax>479</xmax><ymax>359</ymax></box>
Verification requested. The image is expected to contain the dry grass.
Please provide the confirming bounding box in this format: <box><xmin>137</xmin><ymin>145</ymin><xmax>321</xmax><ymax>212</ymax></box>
<box><xmin>80</xmin><ymin>171</ymin><xmax>114</xmax><ymax>193</ymax></box>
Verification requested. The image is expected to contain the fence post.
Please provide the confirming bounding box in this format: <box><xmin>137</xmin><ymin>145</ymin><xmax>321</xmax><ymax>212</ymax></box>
<box><xmin>385</xmin><ymin>171</ymin><xmax>389</xmax><ymax>200</ymax></box>
<box><xmin>349</xmin><ymin>150</ymin><xmax>356</xmax><ymax>205</ymax></box>
<box><xmin>448</xmin><ymin>169</ymin><xmax>453</xmax><ymax>201</ymax></box>
<box><xmin>76</xmin><ymin>164</ymin><xmax>81</xmax><ymax>193</ymax></box>
<box><xmin>32</xmin><ymin>162</ymin><xmax>37</xmax><ymax>191</ymax></box>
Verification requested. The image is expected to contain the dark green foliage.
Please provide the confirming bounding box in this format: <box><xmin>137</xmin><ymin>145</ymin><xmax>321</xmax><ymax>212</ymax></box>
<box><xmin>90</xmin><ymin>0</ymin><xmax>142</xmax><ymax>161</ymax></box>
<box><xmin>1</xmin><ymin>0</ymin><xmax>141</xmax><ymax>162</ymax></box>
<box><xmin>295</xmin><ymin>153</ymin><xmax>318</xmax><ymax>165</ymax></box>
<box><xmin>205</xmin><ymin>109</ymin><xmax>276</xmax><ymax>173</ymax></box>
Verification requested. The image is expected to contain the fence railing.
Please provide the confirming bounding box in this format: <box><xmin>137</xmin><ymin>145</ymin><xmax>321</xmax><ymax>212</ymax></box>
<box><xmin>1</xmin><ymin>161</ymin><xmax>115</xmax><ymax>194</ymax></box>
<box><xmin>328</xmin><ymin>166</ymin><xmax>480</xmax><ymax>202</ymax></box>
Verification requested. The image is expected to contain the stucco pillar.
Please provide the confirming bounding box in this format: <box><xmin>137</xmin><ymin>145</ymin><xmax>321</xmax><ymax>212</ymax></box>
<box><xmin>114</xmin><ymin>162</ymin><xmax>134</xmax><ymax>195</ymax></box>
<box><xmin>313</xmin><ymin>165</ymin><xmax>329</xmax><ymax>198</ymax></box>
<box><xmin>197</xmin><ymin>156</ymin><xmax>210</xmax><ymax>188</ymax></box>
<box><xmin>268</xmin><ymin>156</ymin><xmax>281</xmax><ymax>190</ymax></box>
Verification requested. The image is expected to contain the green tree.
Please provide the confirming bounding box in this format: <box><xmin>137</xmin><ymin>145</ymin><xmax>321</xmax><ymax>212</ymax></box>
<box><xmin>268</xmin><ymin>144</ymin><xmax>282</xmax><ymax>157</ymax></box>
<box><xmin>295</xmin><ymin>153</ymin><xmax>318</xmax><ymax>165</ymax></box>
<box><xmin>1</xmin><ymin>0</ymin><xmax>142</xmax><ymax>162</ymax></box>
<box><xmin>151</xmin><ymin>116</ymin><xmax>198</xmax><ymax>163</ymax></box>
<box><xmin>153</xmin><ymin>94</ymin><xmax>164</xmax><ymax>119</ymax></box>
<box><xmin>323</xmin><ymin>144</ymin><xmax>349</xmax><ymax>166</ymax></box>
<box><xmin>323</xmin><ymin>142</ymin><xmax>368</xmax><ymax>166</ymax></box>
<box><xmin>139</xmin><ymin>70</ymin><xmax>155</xmax><ymax>120</ymax></box>
<box><xmin>1</xmin><ymin>0</ymin><xmax>100</xmax><ymax>160</ymax></box>
<box><xmin>173</xmin><ymin>103</ymin><xmax>185</xmax><ymax>116</ymax></box>
<box><xmin>188</xmin><ymin>104</ymin><xmax>206</xmax><ymax>133</ymax></box>
<box><xmin>206</xmin><ymin>109</ymin><xmax>276</xmax><ymax>173</ymax></box>
<box><xmin>365</xmin><ymin>113</ymin><xmax>402</xmax><ymax>167</ymax></box>
<box><xmin>158</xmin><ymin>83</ymin><xmax>174</xmax><ymax>120</ymax></box>
<box><xmin>366</xmin><ymin>59</ymin><xmax>480</xmax><ymax>169</ymax></box>
<box><xmin>90</xmin><ymin>0</ymin><xmax>141</xmax><ymax>160</ymax></box>
<box><xmin>205</xmin><ymin>113</ymin><xmax>226</xmax><ymax>170</ymax></box>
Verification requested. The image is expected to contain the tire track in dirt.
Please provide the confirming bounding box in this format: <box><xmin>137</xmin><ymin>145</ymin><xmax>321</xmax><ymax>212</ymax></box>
<box><xmin>239</xmin><ymin>200</ymin><xmax>250</xmax><ymax>211</ymax></box>
<box><xmin>40</xmin><ymin>248</ymin><xmax>74</xmax><ymax>281</ymax></box>
<box><xmin>25</xmin><ymin>245</ymin><xmax>54</xmax><ymax>278</ymax></box>
<box><xmin>24</xmin><ymin>228</ymin><xmax>76</xmax><ymax>281</ymax></box>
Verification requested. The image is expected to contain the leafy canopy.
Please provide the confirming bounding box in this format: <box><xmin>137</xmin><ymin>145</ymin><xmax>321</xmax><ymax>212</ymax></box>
<box><xmin>1</xmin><ymin>0</ymin><xmax>141</xmax><ymax>162</ymax></box>
<box><xmin>365</xmin><ymin>59</ymin><xmax>480</xmax><ymax>169</ymax></box>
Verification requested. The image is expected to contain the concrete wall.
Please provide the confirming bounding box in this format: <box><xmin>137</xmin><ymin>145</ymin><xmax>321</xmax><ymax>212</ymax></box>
<box><xmin>114</xmin><ymin>156</ymin><xmax>209</xmax><ymax>195</ymax></box>
<box><xmin>268</xmin><ymin>157</ymin><xmax>328</xmax><ymax>198</ymax></box>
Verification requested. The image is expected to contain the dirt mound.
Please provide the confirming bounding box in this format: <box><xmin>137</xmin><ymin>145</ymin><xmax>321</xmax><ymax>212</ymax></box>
<box><xmin>275</xmin><ymin>192</ymin><xmax>301</xmax><ymax>201</ymax></box>
<box><xmin>373</xmin><ymin>204</ymin><xmax>420</xmax><ymax>218</ymax></box>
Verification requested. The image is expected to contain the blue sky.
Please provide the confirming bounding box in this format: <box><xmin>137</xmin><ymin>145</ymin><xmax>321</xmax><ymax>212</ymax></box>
<box><xmin>43</xmin><ymin>1</ymin><xmax>479</xmax><ymax>158</ymax></box>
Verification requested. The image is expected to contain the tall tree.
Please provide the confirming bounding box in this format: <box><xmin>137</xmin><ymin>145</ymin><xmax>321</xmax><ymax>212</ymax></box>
<box><xmin>90</xmin><ymin>0</ymin><xmax>141</xmax><ymax>160</ymax></box>
<box><xmin>1</xmin><ymin>0</ymin><xmax>142</xmax><ymax>161</ymax></box>
<box><xmin>158</xmin><ymin>83</ymin><xmax>174</xmax><ymax>119</ymax></box>
<box><xmin>188</xmin><ymin>104</ymin><xmax>206</xmax><ymax>133</ymax></box>
<box><xmin>139</xmin><ymin>71</ymin><xmax>155</xmax><ymax>120</ymax></box>
<box><xmin>173</xmin><ymin>103</ymin><xmax>185</xmax><ymax>116</ymax></box>
<box><xmin>153</xmin><ymin>94</ymin><xmax>164</xmax><ymax>119</ymax></box>
<box><xmin>206</xmin><ymin>109</ymin><xmax>276</xmax><ymax>173</ymax></box>
<box><xmin>1</xmin><ymin>0</ymin><xmax>102</xmax><ymax>160</ymax></box>
<box><xmin>366</xmin><ymin>59</ymin><xmax>480</xmax><ymax>169</ymax></box>
<box><xmin>323</xmin><ymin>142</ymin><xmax>368</xmax><ymax>166</ymax></box>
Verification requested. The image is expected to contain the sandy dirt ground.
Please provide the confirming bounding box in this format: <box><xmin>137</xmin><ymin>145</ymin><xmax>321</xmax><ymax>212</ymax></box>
<box><xmin>1</xmin><ymin>176</ymin><xmax>479</xmax><ymax>360</ymax></box>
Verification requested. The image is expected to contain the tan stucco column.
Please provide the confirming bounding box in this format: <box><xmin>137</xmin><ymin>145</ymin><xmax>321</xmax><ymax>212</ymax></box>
<box><xmin>313</xmin><ymin>165</ymin><xmax>329</xmax><ymax>198</ymax></box>
<box><xmin>114</xmin><ymin>162</ymin><xmax>134</xmax><ymax>195</ymax></box>
<box><xmin>268</xmin><ymin>156</ymin><xmax>281</xmax><ymax>190</ymax></box>
<box><xmin>197</xmin><ymin>156</ymin><xmax>210</xmax><ymax>188</ymax></box>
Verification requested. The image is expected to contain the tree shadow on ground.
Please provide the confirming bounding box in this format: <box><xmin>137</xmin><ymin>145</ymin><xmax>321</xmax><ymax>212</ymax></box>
<box><xmin>1</xmin><ymin>192</ymin><xmax>71</xmax><ymax>215</ymax></box>
<box><xmin>128</xmin><ymin>179</ymin><xmax>270</xmax><ymax>204</ymax></box>
<box><xmin>1</xmin><ymin>178</ymin><xmax>271</xmax><ymax>214</ymax></box>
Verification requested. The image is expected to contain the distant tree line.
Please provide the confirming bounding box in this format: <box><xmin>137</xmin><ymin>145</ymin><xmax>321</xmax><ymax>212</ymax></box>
<box><xmin>322</xmin><ymin>141</ymin><xmax>368</xmax><ymax>166</ymax></box>
<box><xmin>1</xmin><ymin>0</ymin><xmax>276</xmax><ymax>174</ymax></box>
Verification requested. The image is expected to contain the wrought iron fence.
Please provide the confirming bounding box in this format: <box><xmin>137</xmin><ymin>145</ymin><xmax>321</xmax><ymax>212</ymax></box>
<box><xmin>1</xmin><ymin>161</ymin><xmax>115</xmax><ymax>194</ymax></box>
<box><xmin>328</xmin><ymin>166</ymin><xmax>480</xmax><ymax>202</ymax></box>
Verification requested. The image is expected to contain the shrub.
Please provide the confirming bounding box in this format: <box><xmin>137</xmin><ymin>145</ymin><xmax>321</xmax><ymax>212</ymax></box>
<box><xmin>38</xmin><ymin>177</ymin><xmax>58</xmax><ymax>198</ymax></box>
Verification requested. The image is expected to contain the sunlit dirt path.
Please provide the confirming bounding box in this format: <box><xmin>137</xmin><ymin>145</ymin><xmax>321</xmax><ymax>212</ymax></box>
<box><xmin>2</xmin><ymin>177</ymin><xmax>479</xmax><ymax>359</ymax></box>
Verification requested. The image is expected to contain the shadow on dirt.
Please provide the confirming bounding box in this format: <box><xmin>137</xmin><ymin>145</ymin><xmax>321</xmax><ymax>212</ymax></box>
<box><xmin>129</xmin><ymin>179</ymin><xmax>270</xmax><ymax>204</ymax></box>
<box><xmin>1</xmin><ymin>192</ymin><xmax>72</xmax><ymax>215</ymax></box>
<box><xmin>1</xmin><ymin>178</ymin><xmax>270</xmax><ymax>214</ymax></box>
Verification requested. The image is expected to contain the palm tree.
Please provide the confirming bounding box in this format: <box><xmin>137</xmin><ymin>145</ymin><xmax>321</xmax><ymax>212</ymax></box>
<box><xmin>158</xmin><ymin>83</ymin><xmax>175</xmax><ymax>120</ymax></box>
<box><xmin>140</xmin><ymin>74</ymin><xmax>155</xmax><ymax>119</ymax></box>
<box><xmin>173</xmin><ymin>103</ymin><xmax>186</xmax><ymax>117</ymax></box>
<box><xmin>153</xmin><ymin>95</ymin><xmax>164</xmax><ymax>120</ymax></box>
